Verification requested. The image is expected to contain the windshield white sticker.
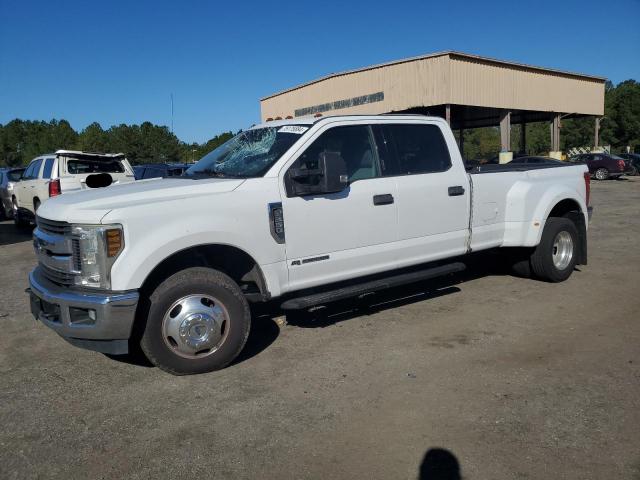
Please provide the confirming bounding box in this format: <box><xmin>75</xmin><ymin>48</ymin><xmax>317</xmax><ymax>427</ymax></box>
<box><xmin>278</xmin><ymin>125</ymin><xmax>308</xmax><ymax>134</ymax></box>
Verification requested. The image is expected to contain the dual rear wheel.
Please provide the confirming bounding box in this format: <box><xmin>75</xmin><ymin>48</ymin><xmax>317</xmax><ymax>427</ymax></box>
<box><xmin>509</xmin><ymin>217</ymin><xmax>579</xmax><ymax>282</ymax></box>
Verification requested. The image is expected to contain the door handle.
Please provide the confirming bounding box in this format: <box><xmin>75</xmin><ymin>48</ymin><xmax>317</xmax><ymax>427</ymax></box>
<box><xmin>448</xmin><ymin>185</ymin><xmax>465</xmax><ymax>196</ymax></box>
<box><xmin>373</xmin><ymin>194</ymin><xmax>394</xmax><ymax>206</ymax></box>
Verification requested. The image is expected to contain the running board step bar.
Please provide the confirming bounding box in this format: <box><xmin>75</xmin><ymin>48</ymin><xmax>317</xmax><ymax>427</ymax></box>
<box><xmin>280</xmin><ymin>262</ymin><xmax>465</xmax><ymax>310</ymax></box>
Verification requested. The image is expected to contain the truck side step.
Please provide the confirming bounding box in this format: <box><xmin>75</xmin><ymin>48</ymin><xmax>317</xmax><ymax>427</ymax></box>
<box><xmin>280</xmin><ymin>262</ymin><xmax>465</xmax><ymax>310</ymax></box>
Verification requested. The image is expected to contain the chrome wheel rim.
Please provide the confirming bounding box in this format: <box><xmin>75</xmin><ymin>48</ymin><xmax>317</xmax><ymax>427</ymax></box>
<box><xmin>161</xmin><ymin>294</ymin><xmax>229</xmax><ymax>359</ymax></box>
<box><xmin>595</xmin><ymin>169</ymin><xmax>607</xmax><ymax>180</ymax></box>
<box><xmin>552</xmin><ymin>231</ymin><xmax>573</xmax><ymax>270</ymax></box>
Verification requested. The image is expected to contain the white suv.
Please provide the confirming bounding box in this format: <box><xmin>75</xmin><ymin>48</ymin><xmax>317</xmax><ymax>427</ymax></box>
<box><xmin>13</xmin><ymin>150</ymin><xmax>135</xmax><ymax>227</ymax></box>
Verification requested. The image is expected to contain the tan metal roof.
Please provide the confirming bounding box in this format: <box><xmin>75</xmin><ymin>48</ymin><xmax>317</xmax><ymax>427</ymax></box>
<box><xmin>260</xmin><ymin>51</ymin><xmax>606</xmax><ymax>121</ymax></box>
<box><xmin>260</xmin><ymin>50</ymin><xmax>606</xmax><ymax>101</ymax></box>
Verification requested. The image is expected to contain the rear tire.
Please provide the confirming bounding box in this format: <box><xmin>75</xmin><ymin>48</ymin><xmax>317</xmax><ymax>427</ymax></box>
<box><xmin>139</xmin><ymin>267</ymin><xmax>251</xmax><ymax>375</ymax></box>
<box><xmin>594</xmin><ymin>168</ymin><xmax>609</xmax><ymax>180</ymax></box>
<box><xmin>530</xmin><ymin>217</ymin><xmax>579</xmax><ymax>282</ymax></box>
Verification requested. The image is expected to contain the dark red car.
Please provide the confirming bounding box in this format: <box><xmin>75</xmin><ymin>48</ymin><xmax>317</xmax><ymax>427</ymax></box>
<box><xmin>570</xmin><ymin>153</ymin><xmax>629</xmax><ymax>180</ymax></box>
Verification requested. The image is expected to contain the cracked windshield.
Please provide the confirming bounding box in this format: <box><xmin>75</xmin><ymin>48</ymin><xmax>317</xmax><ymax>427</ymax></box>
<box><xmin>185</xmin><ymin>125</ymin><xmax>308</xmax><ymax>178</ymax></box>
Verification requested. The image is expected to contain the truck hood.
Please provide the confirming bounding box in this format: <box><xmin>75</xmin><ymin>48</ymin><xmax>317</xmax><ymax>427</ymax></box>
<box><xmin>37</xmin><ymin>177</ymin><xmax>245</xmax><ymax>224</ymax></box>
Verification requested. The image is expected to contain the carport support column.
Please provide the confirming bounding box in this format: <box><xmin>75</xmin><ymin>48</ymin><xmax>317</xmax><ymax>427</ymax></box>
<box><xmin>594</xmin><ymin>117</ymin><xmax>600</xmax><ymax>147</ymax></box>
<box><xmin>551</xmin><ymin>113</ymin><xmax>561</xmax><ymax>154</ymax></box>
<box><xmin>445</xmin><ymin>104</ymin><xmax>451</xmax><ymax>126</ymax></box>
<box><xmin>499</xmin><ymin>110</ymin><xmax>512</xmax><ymax>163</ymax></box>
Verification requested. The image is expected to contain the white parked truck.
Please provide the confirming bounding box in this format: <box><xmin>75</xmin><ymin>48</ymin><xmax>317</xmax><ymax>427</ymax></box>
<box><xmin>28</xmin><ymin>115</ymin><xmax>592</xmax><ymax>375</ymax></box>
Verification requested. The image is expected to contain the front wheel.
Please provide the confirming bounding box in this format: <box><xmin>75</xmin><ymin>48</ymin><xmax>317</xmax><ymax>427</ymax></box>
<box><xmin>139</xmin><ymin>267</ymin><xmax>251</xmax><ymax>375</ymax></box>
<box><xmin>530</xmin><ymin>217</ymin><xmax>579</xmax><ymax>282</ymax></box>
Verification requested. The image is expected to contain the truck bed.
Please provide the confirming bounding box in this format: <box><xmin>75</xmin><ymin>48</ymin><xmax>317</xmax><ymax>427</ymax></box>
<box><xmin>466</xmin><ymin>160</ymin><xmax>572</xmax><ymax>174</ymax></box>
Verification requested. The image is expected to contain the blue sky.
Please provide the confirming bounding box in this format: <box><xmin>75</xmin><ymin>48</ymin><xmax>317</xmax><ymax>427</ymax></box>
<box><xmin>1</xmin><ymin>0</ymin><xmax>638</xmax><ymax>143</ymax></box>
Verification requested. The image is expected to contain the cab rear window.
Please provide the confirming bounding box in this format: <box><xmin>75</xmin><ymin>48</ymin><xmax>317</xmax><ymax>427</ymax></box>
<box><xmin>67</xmin><ymin>159</ymin><xmax>125</xmax><ymax>174</ymax></box>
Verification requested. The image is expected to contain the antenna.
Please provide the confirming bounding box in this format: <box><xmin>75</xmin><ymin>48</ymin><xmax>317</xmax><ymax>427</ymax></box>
<box><xmin>170</xmin><ymin>93</ymin><xmax>174</xmax><ymax>134</ymax></box>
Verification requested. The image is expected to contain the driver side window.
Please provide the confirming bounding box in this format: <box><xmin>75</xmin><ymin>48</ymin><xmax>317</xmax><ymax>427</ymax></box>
<box><xmin>295</xmin><ymin>125</ymin><xmax>379</xmax><ymax>183</ymax></box>
<box><xmin>24</xmin><ymin>159</ymin><xmax>41</xmax><ymax>180</ymax></box>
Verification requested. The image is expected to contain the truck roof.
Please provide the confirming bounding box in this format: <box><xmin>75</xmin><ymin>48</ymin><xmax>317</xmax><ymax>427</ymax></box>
<box><xmin>250</xmin><ymin>114</ymin><xmax>443</xmax><ymax>130</ymax></box>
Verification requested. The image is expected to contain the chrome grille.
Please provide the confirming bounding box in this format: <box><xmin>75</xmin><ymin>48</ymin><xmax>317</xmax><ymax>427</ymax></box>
<box><xmin>40</xmin><ymin>264</ymin><xmax>75</xmax><ymax>287</ymax></box>
<box><xmin>72</xmin><ymin>238</ymin><xmax>82</xmax><ymax>271</ymax></box>
<box><xmin>36</xmin><ymin>216</ymin><xmax>72</xmax><ymax>236</ymax></box>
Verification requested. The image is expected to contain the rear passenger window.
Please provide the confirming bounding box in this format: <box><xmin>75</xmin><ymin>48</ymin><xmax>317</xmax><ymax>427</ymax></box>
<box><xmin>385</xmin><ymin>124</ymin><xmax>451</xmax><ymax>174</ymax></box>
<box><xmin>42</xmin><ymin>158</ymin><xmax>55</xmax><ymax>179</ymax></box>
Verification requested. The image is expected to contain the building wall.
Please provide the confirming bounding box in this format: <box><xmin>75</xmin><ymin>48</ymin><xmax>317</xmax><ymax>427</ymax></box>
<box><xmin>260</xmin><ymin>53</ymin><xmax>605</xmax><ymax>121</ymax></box>
<box><xmin>260</xmin><ymin>55</ymin><xmax>450</xmax><ymax>120</ymax></box>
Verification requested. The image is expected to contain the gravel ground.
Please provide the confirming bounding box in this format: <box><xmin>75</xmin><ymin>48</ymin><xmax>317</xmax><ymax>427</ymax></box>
<box><xmin>0</xmin><ymin>177</ymin><xmax>638</xmax><ymax>479</ymax></box>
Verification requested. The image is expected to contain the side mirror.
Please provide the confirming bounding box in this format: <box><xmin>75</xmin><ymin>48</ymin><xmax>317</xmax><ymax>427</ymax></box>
<box><xmin>287</xmin><ymin>151</ymin><xmax>348</xmax><ymax>197</ymax></box>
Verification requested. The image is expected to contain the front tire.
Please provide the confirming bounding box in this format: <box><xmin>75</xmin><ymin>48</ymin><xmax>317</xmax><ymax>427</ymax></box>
<box><xmin>530</xmin><ymin>218</ymin><xmax>579</xmax><ymax>282</ymax></box>
<box><xmin>140</xmin><ymin>267</ymin><xmax>251</xmax><ymax>375</ymax></box>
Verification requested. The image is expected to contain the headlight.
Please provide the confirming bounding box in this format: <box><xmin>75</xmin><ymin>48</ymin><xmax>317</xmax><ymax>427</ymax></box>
<box><xmin>71</xmin><ymin>224</ymin><xmax>124</xmax><ymax>289</ymax></box>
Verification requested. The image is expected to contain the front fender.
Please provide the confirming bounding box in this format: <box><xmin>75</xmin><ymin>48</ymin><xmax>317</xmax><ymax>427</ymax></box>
<box><xmin>102</xmin><ymin>186</ymin><xmax>285</xmax><ymax>292</ymax></box>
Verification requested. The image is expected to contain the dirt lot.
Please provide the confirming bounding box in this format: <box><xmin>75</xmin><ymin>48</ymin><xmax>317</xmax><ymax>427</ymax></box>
<box><xmin>0</xmin><ymin>178</ymin><xmax>639</xmax><ymax>480</ymax></box>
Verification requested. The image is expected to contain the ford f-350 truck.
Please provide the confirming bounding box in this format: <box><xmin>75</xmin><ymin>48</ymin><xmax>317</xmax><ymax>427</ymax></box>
<box><xmin>28</xmin><ymin>115</ymin><xmax>592</xmax><ymax>375</ymax></box>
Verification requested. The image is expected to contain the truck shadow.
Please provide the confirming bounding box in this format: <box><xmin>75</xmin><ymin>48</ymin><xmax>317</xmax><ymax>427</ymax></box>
<box><xmin>271</xmin><ymin>250</ymin><xmax>509</xmax><ymax>329</ymax></box>
<box><xmin>0</xmin><ymin>221</ymin><xmax>33</xmax><ymax>246</ymax></box>
<box><xmin>232</xmin><ymin>313</ymin><xmax>281</xmax><ymax>365</ymax></box>
<box><xmin>105</xmin><ymin>313</ymin><xmax>282</xmax><ymax>369</ymax></box>
<box><xmin>106</xmin><ymin>251</ymin><xmax>518</xmax><ymax>369</ymax></box>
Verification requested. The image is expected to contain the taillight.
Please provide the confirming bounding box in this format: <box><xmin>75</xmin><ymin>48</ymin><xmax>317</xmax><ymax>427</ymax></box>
<box><xmin>49</xmin><ymin>179</ymin><xmax>61</xmax><ymax>197</ymax></box>
<box><xmin>618</xmin><ymin>160</ymin><xmax>626</xmax><ymax>170</ymax></box>
<box><xmin>583</xmin><ymin>172</ymin><xmax>590</xmax><ymax>206</ymax></box>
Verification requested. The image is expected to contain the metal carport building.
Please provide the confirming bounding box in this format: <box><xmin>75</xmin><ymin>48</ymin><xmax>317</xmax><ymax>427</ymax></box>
<box><xmin>260</xmin><ymin>51</ymin><xmax>606</xmax><ymax>159</ymax></box>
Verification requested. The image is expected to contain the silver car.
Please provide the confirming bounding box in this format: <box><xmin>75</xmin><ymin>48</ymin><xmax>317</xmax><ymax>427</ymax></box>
<box><xmin>0</xmin><ymin>167</ymin><xmax>25</xmax><ymax>219</ymax></box>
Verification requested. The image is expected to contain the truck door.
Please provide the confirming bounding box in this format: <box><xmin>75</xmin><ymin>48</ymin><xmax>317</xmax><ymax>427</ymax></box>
<box><xmin>280</xmin><ymin>123</ymin><xmax>399</xmax><ymax>291</ymax></box>
<box><xmin>378</xmin><ymin>122</ymin><xmax>470</xmax><ymax>267</ymax></box>
<box><xmin>16</xmin><ymin>158</ymin><xmax>42</xmax><ymax>209</ymax></box>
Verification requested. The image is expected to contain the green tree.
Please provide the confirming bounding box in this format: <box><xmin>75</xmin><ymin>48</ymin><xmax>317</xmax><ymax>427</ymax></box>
<box><xmin>461</xmin><ymin>127</ymin><xmax>500</xmax><ymax>161</ymax></box>
<box><xmin>560</xmin><ymin>117</ymin><xmax>594</xmax><ymax>151</ymax></box>
<box><xmin>77</xmin><ymin>122</ymin><xmax>110</xmax><ymax>152</ymax></box>
<box><xmin>601</xmin><ymin>80</ymin><xmax>640</xmax><ymax>151</ymax></box>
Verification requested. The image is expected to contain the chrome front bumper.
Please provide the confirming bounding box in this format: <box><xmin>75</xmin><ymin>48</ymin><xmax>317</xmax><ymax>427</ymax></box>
<box><xmin>28</xmin><ymin>267</ymin><xmax>139</xmax><ymax>354</ymax></box>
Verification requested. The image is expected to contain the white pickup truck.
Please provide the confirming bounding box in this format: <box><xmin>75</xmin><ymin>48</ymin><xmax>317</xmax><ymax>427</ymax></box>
<box><xmin>28</xmin><ymin>115</ymin><xmax>592</xmax><ymax>375</ymax></box>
